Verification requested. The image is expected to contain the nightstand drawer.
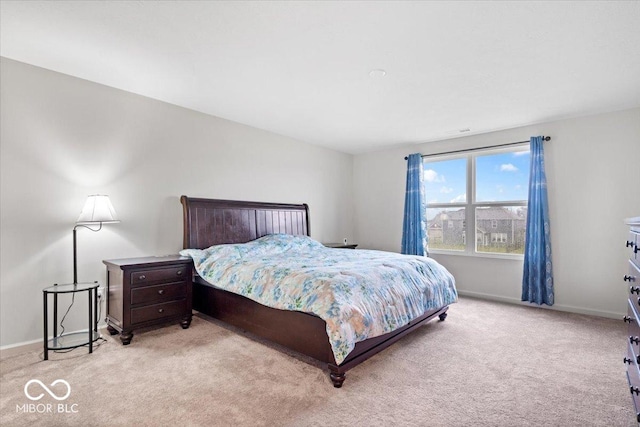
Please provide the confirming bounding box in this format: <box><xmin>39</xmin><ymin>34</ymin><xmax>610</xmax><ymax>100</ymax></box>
<box><xmin>131</xmin><ymin>299</ymin><xmax>187</xmax><ymax>325</ymax></box>
<box><xmin>131</xmin><ymin>266</ymin><xmax>187</xmax><ymax>285</ymax></box>
<box><xmin>131</xmin><ymin>282</ymin><xmax>186</xmax><ymax>305</ymax></box>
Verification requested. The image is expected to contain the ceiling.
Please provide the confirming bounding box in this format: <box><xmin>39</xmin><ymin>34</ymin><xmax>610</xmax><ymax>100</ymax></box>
<box><xmin>1</xmin><ymin>1</ymin><xmax>639</xmax><ymax>154</ymax></box>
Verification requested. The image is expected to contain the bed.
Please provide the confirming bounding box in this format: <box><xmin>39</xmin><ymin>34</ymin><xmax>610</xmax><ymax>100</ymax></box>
<box><xmin>180</xmin><ymin>196</ymin><xmax>456</xmax><ymax>387</ymax></box>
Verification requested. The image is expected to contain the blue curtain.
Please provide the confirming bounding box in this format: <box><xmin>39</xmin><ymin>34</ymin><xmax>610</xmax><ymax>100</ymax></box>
<box><xmin>401</xmin><ymin>153</ymin><xmax>427</xmax><ymax>256</ymax></box>
<box><xmin>522</xmin><ymin>136</ymin><xmax>554</xmax><ymax>305</ymax></box>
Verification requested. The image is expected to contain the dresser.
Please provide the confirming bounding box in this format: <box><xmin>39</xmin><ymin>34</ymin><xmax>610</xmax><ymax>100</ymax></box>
<box><xmin>103</xmin><ymin>256</ymin><xmax>193</xmax><ymax>345</ymax></box>
<box><xmin>624</xmin><ymin>217</ymin><xmax>640</xmax><ymax>422</ymax></box>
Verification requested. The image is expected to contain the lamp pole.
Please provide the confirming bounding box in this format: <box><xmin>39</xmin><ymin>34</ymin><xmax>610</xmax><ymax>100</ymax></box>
<box><xmin>73</xmin><ymin>223</ymin><xmax>103</xmax><ymax>285</ymax></box>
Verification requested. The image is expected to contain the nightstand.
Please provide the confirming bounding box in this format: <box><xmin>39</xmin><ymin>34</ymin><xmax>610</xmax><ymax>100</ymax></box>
<box><xmin>322</xmin><ymin>243</ymin><xmax>358</xmax><ymax>249</ymax></box>
<box><xmin>103</xmin><ymin>256</ymin><xmax>193</xmax><ymax>345</ymax></box>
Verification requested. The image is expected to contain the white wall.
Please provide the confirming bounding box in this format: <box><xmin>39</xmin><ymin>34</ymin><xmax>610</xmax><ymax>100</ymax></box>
<box><xmin>354</xmin><ymin>108</ymin><xmax>640</xmax><ymax>318</ymax></box>
<box><xmin>0</xmin><ymin>58</ymin><xmax>354</xmax><ymax>347</ymax></box>
<box><xmin>3</xmin><ymin>56</ymin><xmax>637</xmax><ymax>350</ymax></box>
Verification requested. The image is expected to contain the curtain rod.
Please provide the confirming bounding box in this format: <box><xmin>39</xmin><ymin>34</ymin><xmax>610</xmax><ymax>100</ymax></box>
<box><xmin>404</xmin><ymin>136</ymin><xmax>551</xmax><ymax>160</ymax></box>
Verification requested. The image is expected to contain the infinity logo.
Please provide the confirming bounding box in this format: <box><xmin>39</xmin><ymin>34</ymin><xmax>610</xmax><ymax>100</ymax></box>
<box><xmin>24</xmin><ymin>379</ymin><xmax>71</xmax><ymax>401</ymax></box>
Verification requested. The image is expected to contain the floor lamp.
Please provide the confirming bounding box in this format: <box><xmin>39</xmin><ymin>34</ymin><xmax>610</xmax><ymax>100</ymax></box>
<box><xmin>74</xmin><ymin>195</ymin><xmax>119</xmax><ymax>284</ymax></box>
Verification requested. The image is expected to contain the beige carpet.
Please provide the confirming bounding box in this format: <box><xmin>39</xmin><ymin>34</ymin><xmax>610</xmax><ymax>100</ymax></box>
<box><xmin>0</xmin><ymin>297</ymin><xmax>634</xmax><ymax>426</ymax></box>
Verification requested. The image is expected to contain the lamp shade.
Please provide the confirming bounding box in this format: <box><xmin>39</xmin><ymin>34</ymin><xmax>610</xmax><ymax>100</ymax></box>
<box><xmin>76</xmin><ymin>195</ymin><xmax>119</xmax><ymax>224</ymax></box>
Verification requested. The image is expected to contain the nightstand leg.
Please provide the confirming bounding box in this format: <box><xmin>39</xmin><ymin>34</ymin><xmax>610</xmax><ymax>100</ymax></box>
<box><xmin>106</xmin><ymin>325</ymin><xmax>118</xmax><ymax>335</ymax></box>
<box><xmin>180</xmin><ymin>314</ymin><xmax>192</xmax><ymax>329</ymax></box>
<box><xmin>120</xmin><ymin>331</ymin><xmax>133</xmax><ymax>345</ymax></box>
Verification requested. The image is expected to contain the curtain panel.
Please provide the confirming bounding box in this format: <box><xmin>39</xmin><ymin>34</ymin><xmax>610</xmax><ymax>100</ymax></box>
<box><xmin>522</xmin><ymin>136</ymin><xmax>554</xmax><ymax>305</ymax></box>
<box><xmin>401</xmin><ymin>153</ymin><xmax>427</xmax><ymax>256</ymax></box>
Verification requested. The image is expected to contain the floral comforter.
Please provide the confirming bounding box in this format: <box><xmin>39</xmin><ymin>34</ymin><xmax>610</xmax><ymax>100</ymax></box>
<box><xmin>180</xmin><ymin>234</ymin><xmax>457</xmax><ymax>364</ymax></box>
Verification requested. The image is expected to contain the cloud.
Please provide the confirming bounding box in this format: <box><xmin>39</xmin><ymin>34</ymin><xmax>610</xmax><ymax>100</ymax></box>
<box><xmin>513</xmin><ymin>151</ymin><xmax>530</xmax><ymax>157</ymax></box>
<box><xmin>450</xmin><ymin>193</ymin><xmax>466</xmax><ymax>203</ymax></box>
<box><xmin>424</xmin><ymin>169</ymin><xmax>445</xmax><ymax>183</ymax></box>
<box><xmin>440</xmin><ymin>186</ymin><xmax>453</xmax><ymax>194</ymax></box>
<box><xmin>500</xmin><ymin>163</ymin><xmax>518</xmax><ymax>172</ymax></box>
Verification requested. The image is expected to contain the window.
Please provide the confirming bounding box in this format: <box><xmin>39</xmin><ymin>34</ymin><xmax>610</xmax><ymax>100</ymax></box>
<box><xmin>491</xmin><ymin>233</ymin><xmax>507</xmax><ymax>243</ymax></box>
<box><xmin>424</xmin><ymin>145</ymin><xmax>530</xmax><ymax>256</ymax></box>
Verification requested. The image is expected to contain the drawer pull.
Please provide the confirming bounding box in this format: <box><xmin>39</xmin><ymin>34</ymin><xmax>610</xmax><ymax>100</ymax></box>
<box><xmin>635</xmin><ymin>244</ymin><xmax>639</xmax><ymax>254</ymax></box>
<box><xmin>631</xmin><ymin>386</ymin><xmax>640</xmax><ymax>396</ymax></box>
<box><xmin>158</xmin><ymin>289</ymin><xmax>165</xmax><ymax>295</ymax></box>
<box><xmin>624</xmin><ymin>316</ymin><xmax>634</xmax><ymax>323</ymax></box>
<box><xmin>176</xmin><ymin>270</ymin><xmax>183</xmax><ymax>276</ymax></box>
<box><xmin>630</xmin><ymin>336</ymin><xmax>640</xmax><ymax>345</ymax></box>
<box><xmin>628</xmin><ymin>241</ymin><xmax>635</xmax><ymax>248</ymax></box>
<box><xmin>139</xmin><ymin>274</ymin><xmax>146</xmax><ymax>281</ymax></box>
<box><xmin>627</xmin><ymin>276</ymin><xmax>637</xmax><ymax>282</ymax></box>
<box><xmin>631</xmin><ymin>286</ymin><xmax>640</xmax><ymax>294</ymax></box>
<box><xmin>158</xmin><ymin>308</ymin><xmax>164</xmax><ymax>313</ymax></box>
<box><xmin>625</xmin><ymin>357</ymin><xmax>633</xmax><ymax>365</ymax></box>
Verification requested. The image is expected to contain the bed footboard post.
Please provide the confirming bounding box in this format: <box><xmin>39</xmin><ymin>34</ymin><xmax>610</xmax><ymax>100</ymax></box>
<box><xmin>329</xmin><ymin>368</ymin><xmax>346</xmax><ymax>388</ymax></box>
<box><xmin>437</xmin><ymin>306</ymin><xmax>449</xmax><ymax>321</ymax></box>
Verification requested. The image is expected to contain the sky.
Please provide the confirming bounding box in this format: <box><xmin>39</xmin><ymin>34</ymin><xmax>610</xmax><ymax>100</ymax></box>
<box><xmin>423</xmin><ymin>149</ymin><xmax>530</xmax><ymax>206</ymax></box>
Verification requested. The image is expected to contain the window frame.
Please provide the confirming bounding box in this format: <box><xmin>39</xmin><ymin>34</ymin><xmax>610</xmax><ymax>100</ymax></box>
<box><xmin>424</xmin><ymin>143</ymin><xmax>529</xmax><ymax>259</ymax></box>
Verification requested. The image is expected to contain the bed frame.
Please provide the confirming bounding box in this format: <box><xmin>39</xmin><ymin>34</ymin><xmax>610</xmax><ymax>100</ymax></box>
<box><xmin>180</xmin><ymin>195</ymin><xmax>449</xmax><ymax>387</ymax></box>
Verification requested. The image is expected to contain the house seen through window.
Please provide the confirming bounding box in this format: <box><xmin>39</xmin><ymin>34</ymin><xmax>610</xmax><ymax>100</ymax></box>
<box><xmin>424</xmin><ymin>145</ymin><xmax>530</xmax><ymax>256</ymax></box>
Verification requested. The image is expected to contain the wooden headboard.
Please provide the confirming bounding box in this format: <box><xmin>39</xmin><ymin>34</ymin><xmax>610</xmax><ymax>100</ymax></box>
<box><xmin>180</xmin><ymin>196</ymin><xmax>310</xmax><ymax>249</ymax></box>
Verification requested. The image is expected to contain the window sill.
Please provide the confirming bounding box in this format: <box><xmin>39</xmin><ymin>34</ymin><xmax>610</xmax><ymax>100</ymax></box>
<box><xmin>428</xmin><ymin>249</ymin><xmax>524</xmax><ymax>261</ymax></box>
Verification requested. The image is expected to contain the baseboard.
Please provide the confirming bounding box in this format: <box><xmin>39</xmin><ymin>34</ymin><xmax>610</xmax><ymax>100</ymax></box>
<box><xmin>1</xmin><ymin>293</ymin><xmax>623</xmax><ymax>358</ymax></box>
<box><xmin>0</xmin><ymin>326</ymin><xmax>109</xmax><ymax>360</ymax></box>
<box><xmin>457</xmin><ymin>289</ymin><xmax>624</xmax><ymax>320</ymax></box>
<box><xmin>0</xmin><ymin>338</ymin><xmax>43</xmax><ymax>360</ymax></box>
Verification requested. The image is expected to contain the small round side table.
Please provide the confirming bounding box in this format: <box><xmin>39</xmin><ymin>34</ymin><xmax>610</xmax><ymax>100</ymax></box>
<box><xmin>43</xmin><ymin>281</ymin><xmax>100</xmax><ymax>360</ymax></box>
